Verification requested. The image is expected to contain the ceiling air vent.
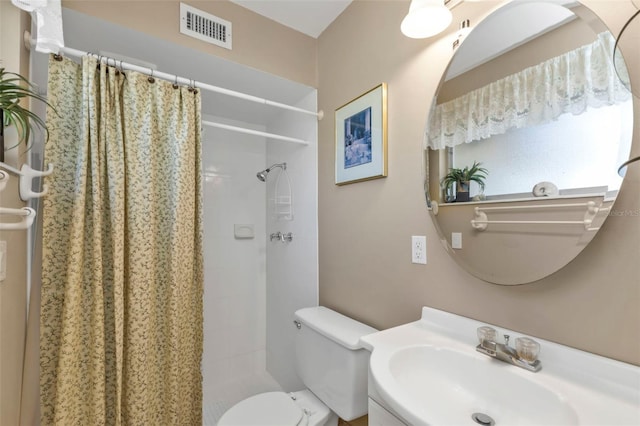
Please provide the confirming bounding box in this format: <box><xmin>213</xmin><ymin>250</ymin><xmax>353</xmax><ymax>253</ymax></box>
<box><xmin>180</xmin><ymin>3</ymin><xmax>232</xmax><ymax>50</ymax></box>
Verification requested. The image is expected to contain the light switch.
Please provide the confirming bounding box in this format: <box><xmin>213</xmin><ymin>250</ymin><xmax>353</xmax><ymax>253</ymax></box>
<box><xmin>0</xmin><ymin>241</ymin><xmax>6</xmax><ymax>282</ymax></box>
<box><xmin>451</xmin><ymin>232</ymin><xmax>462</xmax><ymax>249</ymax></box>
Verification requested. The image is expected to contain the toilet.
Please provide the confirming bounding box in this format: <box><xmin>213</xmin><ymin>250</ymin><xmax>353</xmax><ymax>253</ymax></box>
<box><xmin>216</xmin><ymin>306</ymin><xmax>378</xmax><ymax>426</ymax></box>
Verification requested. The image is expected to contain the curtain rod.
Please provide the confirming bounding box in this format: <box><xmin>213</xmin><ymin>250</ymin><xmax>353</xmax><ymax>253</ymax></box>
<box><xmin>27</xmin><ymin>35</ymin><xmax>323</xmax><ymax>120</ymax></box>
<box><xmin>60</xmin><ymin>45</ymin><xmax>322</xmax><ymax>119</ymax></box>
<box><xmin>202</xmin><ymin>120</ymin><xmax>309</xmax><ymax>145</ymax></box>
<box><xmin>61</xmin><ymin>45</ymin><xmax>322</xmax><ymax>119</ymax></box>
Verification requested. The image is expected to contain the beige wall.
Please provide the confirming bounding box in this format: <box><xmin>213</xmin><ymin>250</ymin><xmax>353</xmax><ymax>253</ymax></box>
<box><xmin>63</xmin><ymin>0</ymin><xmax>318</xmax><ymax>87</ymax></box>
<box><xmin>0</xmin><ymin>3</ymin><xmax>32</xmax><ymax>424</ymax></box>
<box><xmin>317</xmin><ymin>0</ymin><xmax>640</xmax><ymax>365</ymax></box>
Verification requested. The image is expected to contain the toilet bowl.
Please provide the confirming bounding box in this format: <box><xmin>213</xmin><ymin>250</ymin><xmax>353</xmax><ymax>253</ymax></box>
<box><xmin>216</xmin><ymin>390</ymin><xmax>335</xmax><ymax>426</ymax></box>
<box><xmin>216</xmin><ymin>306</ymin><xmax>377</xmax><ymax>426</ymax></box>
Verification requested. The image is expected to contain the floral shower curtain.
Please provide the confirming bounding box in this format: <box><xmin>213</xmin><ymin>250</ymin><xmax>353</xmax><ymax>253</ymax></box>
<box><xmin>40</xmin><ymin>55</ymin><xmax>203</xmax><ymax>425</ymax></box>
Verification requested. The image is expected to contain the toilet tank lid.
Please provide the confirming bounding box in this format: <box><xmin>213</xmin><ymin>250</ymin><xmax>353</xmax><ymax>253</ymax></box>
<box><xmin>294</xmin><ymin>306</ymin><xmax>378</xmax><ymax>350</ymax></box>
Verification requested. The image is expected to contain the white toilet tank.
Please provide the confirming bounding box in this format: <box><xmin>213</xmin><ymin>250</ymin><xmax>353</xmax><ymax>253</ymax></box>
<box><xmin>294</xmin><ymin>306</ymin><xmax>377</xmax><ymax>421</ymax></box>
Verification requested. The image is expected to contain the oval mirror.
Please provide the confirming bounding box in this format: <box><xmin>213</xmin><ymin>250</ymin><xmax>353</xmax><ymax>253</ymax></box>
<box><xmin>424</xmin><ymin>1</ymin><xmax>634</xmax><ymax>285</ymax></box>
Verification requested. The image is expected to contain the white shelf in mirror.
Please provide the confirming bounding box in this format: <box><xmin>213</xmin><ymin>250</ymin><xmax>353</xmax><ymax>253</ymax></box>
<box><xmin>435</xmin><ymin>192</ymin><xmax>611</xmax><ymax>209</ymax></box>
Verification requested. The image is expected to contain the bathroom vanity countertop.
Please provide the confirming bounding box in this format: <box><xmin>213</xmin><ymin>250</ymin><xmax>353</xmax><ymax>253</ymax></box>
<box><xmin>361</xmin><ymin>307</ymin><xmax>640</xmax><ymax>426</ymax></box>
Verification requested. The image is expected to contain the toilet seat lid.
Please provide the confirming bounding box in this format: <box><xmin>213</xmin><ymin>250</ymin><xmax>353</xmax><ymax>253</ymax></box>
<box><xmin>217</xmin><ymin>392</ymin><xmax>304</xmax><ymax>426</ymax></box>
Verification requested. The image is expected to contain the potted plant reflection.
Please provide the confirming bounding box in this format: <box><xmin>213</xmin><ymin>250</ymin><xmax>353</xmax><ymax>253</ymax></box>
<box><xmin>441</xmin><ymin>161</ymin><xmax>488</xmax><ymax>202</ymax></box>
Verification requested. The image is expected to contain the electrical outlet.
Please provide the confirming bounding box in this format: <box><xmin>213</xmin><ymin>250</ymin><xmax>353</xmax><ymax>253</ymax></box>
<box><xmin>411</xmin><ymin>235</ymin><xmax>427</xmax><ymax>264</ymax></box>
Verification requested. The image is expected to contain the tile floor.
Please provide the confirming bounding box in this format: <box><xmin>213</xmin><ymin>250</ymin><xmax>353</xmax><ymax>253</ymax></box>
<box><xmin>339</xmin><ymin>415</ymin><xmax>369</xmax><ymax>426</ymax></box>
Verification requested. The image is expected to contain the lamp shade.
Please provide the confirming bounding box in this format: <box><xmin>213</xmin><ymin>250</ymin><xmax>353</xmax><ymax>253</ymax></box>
<box><xmin>401</xmin><ymin>0</ymin><xmax>453</xmax><ymax>38</ymax></box>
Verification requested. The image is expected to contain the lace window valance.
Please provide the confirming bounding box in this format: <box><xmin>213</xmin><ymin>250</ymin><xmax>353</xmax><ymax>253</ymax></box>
<box><xmin>426</xmin><ymin>32</ymin><xmax>631</xmax><ymax>150</ymax></box>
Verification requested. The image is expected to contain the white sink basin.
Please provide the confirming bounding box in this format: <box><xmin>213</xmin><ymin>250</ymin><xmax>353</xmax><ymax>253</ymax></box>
<box><xmin>388</xmin><ymin>345</ymin><xmax>578</xmax><ymax>425</ymax></box>
<box><xmin>361</xmin><ymin>307</ymin><xmax>640</xmax><ymax>426</ymax></box>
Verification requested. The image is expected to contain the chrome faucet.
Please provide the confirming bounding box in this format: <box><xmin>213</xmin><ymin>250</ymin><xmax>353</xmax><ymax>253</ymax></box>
<box><xmin>270</xmin><ymin>231</ymin><xmax>293</xmax><ymax>243</ymax></box>
<box><xmin>476</xmin><ymin>330</ymin><xmax>542</xmax><ymax>372</ymax></box>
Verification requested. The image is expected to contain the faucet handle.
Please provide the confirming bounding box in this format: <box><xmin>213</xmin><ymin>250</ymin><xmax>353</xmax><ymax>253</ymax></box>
<box><xmin>270</xmin><ymin>232</ymin><xmax>282</xmax><ymax>242</ymax></box>
<box><xmin>477</xmin><ymin>326</ymin><xmax>497</xmax><ymax>346</ymax></box>
<box><xmin>515</xmin><ymin>337</ymin><xmax>541</xmax><ymax>363</ymax></box>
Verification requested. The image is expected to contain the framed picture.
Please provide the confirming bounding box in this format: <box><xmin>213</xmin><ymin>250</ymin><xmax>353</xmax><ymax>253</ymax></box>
<box><xmin>335</xmin><ymin>83</ymin><xmax>387</xmax><ymax>185</ymax></box>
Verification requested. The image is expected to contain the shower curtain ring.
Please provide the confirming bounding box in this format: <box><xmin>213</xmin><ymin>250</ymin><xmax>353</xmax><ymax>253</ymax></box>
<box><xmin>112</xmin><ymin>58</ymin><xmax>119</xmax><ymax>75</ymax></box>
<box><xmin>173</xmin><ymin>75</ymin><xmax>179</xmax><ymax>89</ymax></box>
<box><xmin>111</xmin><ymin>58</ymin><xmax>120</xmax><ymax>75</ymax></box>
<box><xmin>102</xmin><ymin>56</ymin><xmax>110</xmax><ymax>73</ymax></box>
<box><xmin>148</xmin><ymin>68</ymin><xmax>155</xmax><ymax>83</ymax></box>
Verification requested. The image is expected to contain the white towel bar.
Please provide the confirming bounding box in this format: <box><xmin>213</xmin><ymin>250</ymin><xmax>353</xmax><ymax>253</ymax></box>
<box><xmin>474</xmin><ymin>201</ymin><xmax>598</xmax><ymax>212</ymax></box>
<box><xmin>471</xmin><ymin>202</ymin><xmax>610</xmax><ymax>232</ymax></box>
<box><xmin>0</xmin><ymin>170</ymin><xmax>9</xmax><ymax>192</ymax></box>
<box><xmin>0</xmin><ymin>207</ymin><xmax>37</xmax><ymax>231</ymax></box>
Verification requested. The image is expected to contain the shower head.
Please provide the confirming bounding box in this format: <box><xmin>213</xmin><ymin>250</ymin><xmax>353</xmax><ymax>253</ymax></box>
<box><xmin>256</xmin><ymin>162</ymin><xmax>287</xmax><ymax>182</ymax></box>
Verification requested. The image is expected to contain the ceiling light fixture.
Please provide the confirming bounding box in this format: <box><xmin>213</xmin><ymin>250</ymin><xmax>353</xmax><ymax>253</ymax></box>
<box><xmin>401</xmin><ymin>0</ymin><xmax>453</xmax><ymax>39</ymax></box>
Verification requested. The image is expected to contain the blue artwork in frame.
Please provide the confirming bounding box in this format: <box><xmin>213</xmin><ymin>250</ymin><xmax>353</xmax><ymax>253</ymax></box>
<box><xmin>335</xmin><ymin>83</ymin><xmax>387</xmax><ymax>185</ymax></box>
<box><xmin>344</xmin><ymin>107</ymin><xmax>372</xmax><ymax>169</ymax></box>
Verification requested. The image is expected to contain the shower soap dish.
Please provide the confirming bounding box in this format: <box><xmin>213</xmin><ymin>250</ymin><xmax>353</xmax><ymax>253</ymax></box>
<box><xmin>234</xmin><ymin>224</ymin><xmax>255</xmax><ymax>239</ymax></box>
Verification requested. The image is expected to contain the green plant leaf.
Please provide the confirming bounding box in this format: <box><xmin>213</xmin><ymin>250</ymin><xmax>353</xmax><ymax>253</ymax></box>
<box><xmin>1</xmin><ymin>67</ymin><xmax>54</xmax><ymax>152</ymax></box>
<box><xmin>441</xmin><ymin>161</ymin><xmax>489</xmax><ymax>192</ymax></box>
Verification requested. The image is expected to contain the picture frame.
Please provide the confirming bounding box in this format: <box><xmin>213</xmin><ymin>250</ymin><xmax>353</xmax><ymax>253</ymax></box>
<box><xmin>335</xmin><ymin>83</ymin><xmax>387</xmax><ymax>185</ymax></box>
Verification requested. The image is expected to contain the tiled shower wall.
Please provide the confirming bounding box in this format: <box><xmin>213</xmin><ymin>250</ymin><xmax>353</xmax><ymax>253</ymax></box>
<box><xmin>265</xmin><ymin>92</ymin><xmax>319</xmax><ymax>391</ymax></box>
<box><xmin>202</xmin><ymin>116</ymin><xmax>269</xmax><ymax>400</ymax></box>
<box><xmin>201</xmin><ymin>89</ymin><xmax>318</xmax><ymax>406</ymax></box>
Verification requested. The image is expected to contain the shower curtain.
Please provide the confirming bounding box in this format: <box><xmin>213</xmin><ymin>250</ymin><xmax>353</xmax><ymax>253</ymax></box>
<box><xmin>40</xmin><ymin>55</ymin><xmax>203</xmax><ymax>425</ymax></box>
